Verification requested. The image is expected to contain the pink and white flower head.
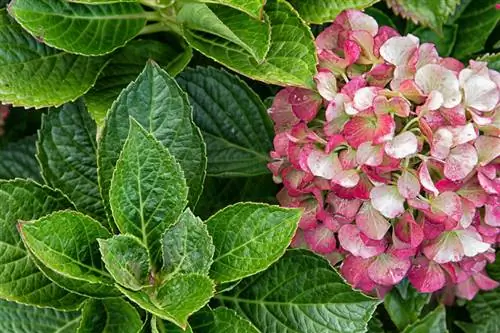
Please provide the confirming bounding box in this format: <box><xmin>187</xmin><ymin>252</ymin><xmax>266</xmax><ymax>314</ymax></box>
<box><xmin>268</xmin><ymin>10</ymin><xmax>500</xmax><ymax>300</ymax></box>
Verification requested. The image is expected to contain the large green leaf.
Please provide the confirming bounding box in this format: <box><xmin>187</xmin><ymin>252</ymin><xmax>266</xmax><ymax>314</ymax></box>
<box><xmin>478</xmin><ymin>52</ymin><xmax>500</xmax><ymax>72</ymax></box>
<box><xmin>0</xmin><ymin>10</ymin><xmax>107</xmax><ymax>108</ymax></box>
<box><xmin>162</xmin><ymin>209</ymin><xmax>215</xmax><ymax>277</ymax></box>
<box><xmin>0</xmin><ymin>299</ymin><xmax>81</xmax><ymax>333</ymax></box>
<box><xmin>386</xmin><ymin>0</ymin><xmax>460</xmax><ymax>34</ymax></box>
<box><xmin>191</xmin><ymin>307</ymin><xmax>260</xmax><ymax>333</ymax></box>
<box><xmin>288</xmin><ymin>0</ymin><xmax>379</xmax><ymax>24</ymax></box>
<box><xmin>19</xmin><ymin>211</ymin><xmax>113</xmax><ymax>285</ymax></box>
<box><xmin>98</xmin><ymin>62</ymin><xmax>205</xmax><ymax>211</ymax></box>
<box><xmin>178</xmin><ymin>3</ymin><xmax>270</xmax><ymax>62</ymax></box>
<box><xmin>384</xmin><ymin>281</ymin><xmax>430</xmax><ymax>330</ymax></box>
<box><xmin>196</xmin><ymin>0</ymin><xmax>265</xmax><ymax>19</ymax></box>
<box><xmin>37</xmin><ymin>101</ymin><xmax>106</xmax><ymax>223</ymax></box>
<box><xmin>452</xmin><ymin>0</ymin><xmax>499</xmax><ymax>59</ymax></box>
<box><xmin>177</xmin><ymin>67</ymin><xmax>274</xmax><ymax>177</ymax></box>
<box><xmin>77</xmin><ymin>299</ymin><xmax>143</xmax><ymax>333</ymax></box>
<box><xmin>218</xmin><ymin>249</ymin><xmax>380</xmax><ymax>333</ymax></box>
<box><xmin>84</xmin><ymin>39</ymin><xmax>192</xmax><ymax>126</ymax></box>
<box><xmin>184</xmin><ymin>0</ymin><xmax>317</xmax><ymax>89</ymax></box>
<box><xmin>412</xmin><ymin>24</ymin><xmax>458</xmax><ymax>57</ymax></box>
<box><xmin>9</xmin><ymin>0</ymin><xmax>147</xmax><ymax>56</ymax></box>
<box><xmin>206</xmin><ymin>203</ymin><xmax>300</xmax><ymax>283</ymax></box>
<box><xmin>402</xmin><ymin>305</ymin><xmax>447</xmax><ymax>333</ymax></box>
<box><xmin>458</xmin><ymin>288</ymin><xmax>500</xmax><ymax>333</ymax></box>
<box><xmin>0</xmin><ymin>135</ymin><xmax>41</xmax><ymax>181</ymax></box>
<box><xmin>99</xmin><ymin>234</ymin><xmax>151</xmax><ymax>291</ymax></box>
<box><xmin>0</xmin><ymin>179</ymin><xmax>84</xmax><ymax>309</ymax></box>
<box><xmin>109</xmin><ymin>120</ymin><xmax>188</xmax><ymax>267</ymax></box>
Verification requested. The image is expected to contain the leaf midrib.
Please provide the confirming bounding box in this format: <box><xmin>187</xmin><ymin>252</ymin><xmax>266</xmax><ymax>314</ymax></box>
<box><xmin>13</xmin><ymin>9</ymin><xmax>147</xmax><ymax>21</ymax></box>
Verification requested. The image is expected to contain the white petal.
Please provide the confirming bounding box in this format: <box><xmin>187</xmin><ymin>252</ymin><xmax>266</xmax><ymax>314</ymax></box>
<box><xmin>456</xmin><ymin>230</ymin><xmax>491</xmax><ymax>258</ymax></box>
<box><xmin>415</xmin><ymin>64</ymin><xmax>461</xmax><ymax>108</ymax></box>
<box><xmin>353</xmin><ymin>87</ymin><xmax>378</xmax><ymax>110</ymax></box>
<box><xmin>384</xmin><ymin>131</ymin><xmax>418</xmax><ymax>159</ymax></box>
<box><xmin>462</xmin><ymin>74</ymin><xmax>499</xmax><ymax>112</ymax></box>
<box><xmin>307</xmin><ymin>151</ymin><xmax>341</xmax><ymax>180</ymax></box>
<box><xmin>370</xmin><ymin>185</ymin><xmax>405</xmax><ymax>218</ymax></box>
<box><xmin>380</xmin><ymin>35</ymin><xmax>419</xmax><ymax>66</ymax></box>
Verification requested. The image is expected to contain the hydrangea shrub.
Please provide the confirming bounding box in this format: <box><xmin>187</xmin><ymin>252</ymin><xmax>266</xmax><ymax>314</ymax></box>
<box><xmin>268</xmin><ymin>9</ymin><xmax>500</xmax><ymax>301</ymax></box>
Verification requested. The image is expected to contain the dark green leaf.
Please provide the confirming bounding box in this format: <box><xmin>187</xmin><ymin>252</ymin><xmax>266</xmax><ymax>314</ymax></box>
<box><xmin>384</xmin><ymin>281</ymin><xmax>430</xmax><ymax>330</ymax></box>
<box><xmin>0</xmin><ymin>299</ymin><xmax>81</xmax><ymax>333</ymax></box>
<box><xmin>184</xmin><ymin>0</ymin><xmax>317</xmax><ymax>89</ymax></box>
<box><xmin>0</xmin><ymin>135</ymin><xmax>41</xmax><ymax>181</ymax></box>
<box><xmin>109</xmin><ymin>119</ymin><xmax>188</xmax><ymax>267</ymax></box>
<box><xmin>452</xmin><ymin>0</ymin><xmax>500</xmax><ymax>59</ymax></box>
<box><xmin>486</xmin><ymin>251</ymin><xmax>500</xmax><ymax>281</ymax></box>
<box><xmin>460</xmin><ymin>288</ymin><xmax>500</xmax><ymax>332</ymax></box>
<box><xmin>192</xmin><ymin>307</ymin><xmax>260</xmax><ymax>333</ymax></box>
<box><xmin>478</xmin><ymin>52</ymin><xmax>500</xmax><ymax>71</ymax></box>
<box><xmin>152</xmin><ymin>316</ymin><xmax>193</xmax><ymax>333</ymax></box>
<box><xmin>19</xmin><ymin>211</ymin><xmax>114</xmax><ymax>285</ymax></box>
<box><xmin>288</xmin><ymin>0</ymin><xmax>379</xmax><ymax>24</ymax></box>
<box><xmin>207</xmin><ymin>203</ymin><xmax>300</xmax><ymax>283</ymax></box>
<box><xmin>367</xmin><ymin>314</ymin><xmax>385</xmax><ymax>333</ymax></box>
<box><xmin>37</xmin><ymin>101</ymin><xmax>107</xmax><ymax>223</ymax></box>
<box><xmin>177</xmin><ymin>66</ymin><xmax>273</xmax><ymax>177</ymax></box>
<box><xmin>78</xmin><ymin>299</ymin><xmax>143</xmax><ymax>333</ymax></box>
<box><xmin>218</xmin><ymin>249</ymin><xmax>380</xmax><ymax>333</ymax></box>
<box><xmin>0</xmin><ymin>180</ymin><xmax>85</xmax><ymax>309</ymax></box>
<box><xmin>9</xmin><ymin>0</ymin><xmax>147</xmax><ymax>55</ymax></box>
<box><xmin>162</xmin><ymin>208</ymin><xmax>215</xmax><ymax>277</ymax></box>
<box><xmin>84</xmin><ymin>39</ymin><xmax>192</xmax><ymax>126</ymax></box>
<box><xmin>402</xmin><ymin>305</ymin><xmax>448</xmax><ymax>333</ymax></box>
<box><xmin>364</xmin><ymin>7</ymin><xmax>397</xmax><ymax>29</ymax></box>
<box><xmin>0</xmin><ymin>10</ymin><xmax>108</xmax><ymax>108</ymax></box>
<box><xmin>98</xmin><ymin>61</ymin><xmax>205</xmax><ymax>210</ymax></box>
<box><xmin>412</xmin><ymin>24</ymin><xmax>458</xmax><ymax>56</ymax></box>
<box><xmin>195</xmin><ymin>0</ymin><xmax>265</xmax><ymax>19</ymax></box>
<box><xmin>99</xmin><ymin>234</ymin><xmax>151</xmax><ymax>291</ymax></box>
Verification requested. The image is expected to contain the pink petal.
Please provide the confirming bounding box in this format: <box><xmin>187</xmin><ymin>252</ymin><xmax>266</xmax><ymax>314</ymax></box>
<box><xmin>268</xmin><ymin>88</ymin><xmax>299</xmax><ymax>133</ymax></box>
<box><xmin>356</xmin><ymin>142</ymin><xmax>384</xmax><ymax>166</ymax></box>
<box><xmin>344</xmin><ymin>39</ymin><xmax>362</xmax><ymax>65</ymax></box>
<box><xmin>431</xmin><ymin>191</ymin><xmax>463</xmax><ymax>222</ymax></box>
<box><xmin>457</xmin><ymin>178</ymin><xmax>487</xmax><ymax>207</ymax></box>
<box><xmin>398</xmin><ymin>79</ymin><xmax>426</xmax><ymax>104</ymax></box>
<box><xmin>408</xmin><ymin>257</ymin><xmax>446</xmax><ymax>293</ymax></box>
<box><xmin>418</xmin><ymin>161</ymin><xmax>439</xmax><ymax>195</ymax></box>
<box><xmin>474</xmin><ymin>136</ymin><xmax>500</xmax><ymax>166</ymax></box>
<box><xmin>315</xmin><ymin>24</ymin><xmax>340</xmax><ymax>50</ymax></box>
<box><xmin>288</xmin><ymin>88</ymin><xmax>322</xmax><ymax>122</ymax></box>
<box><xmin>304</xmin><ymin>224</ymin><xmax>336</xmax><ymax>254</ymax></box>
<box><xmin>332</xmin><ymin>169</ymin><xmax>360</xmax><ymax>188</ymax></box>
<box><xmin>327</xmin><ymin>193</ymin><xmax>362</xmax><ymax>222</ymax></box>
<box><xmin>370</xmin><ymin>184</ymin><xmax>405</xmax><ymax>218</ymax></box>
<box><xmin>318</xmin><ymin>49</ymin><xmax>349</xmax><ymax>72</ymax></box>
<box><xmin>423</xmin><ymin>231</ymin><xmax>464</xmax><ymax>263</ymax></box>
<box><xmin>306</xmin><ymin>150</ymin><xmax>341</xmax><ymax>180</ymax></box>
<box><xmin>384</xmin><ymin>131</ymin><xmax>418</xmax><ymax>159</ymax></box>
<box><xmin>415</xmin><ymin>43</ymin><xmax>439</xmax><ymax>69</ymax></box>
<box><xmin>456</xmin><ymin>229</ymin><xmax>490</xmax><ymax>258</ymax></box>
<box><xmin>448</xmin><ymin>123</ymin><xmax>477</xmax><ymax>146</ymax></box>
<box><xmin>368</xmin><ymin>253</ymin><xmax>411</xmax><ymax>286</ymax></box>
<box><xmin>455</xmin><ymin>277</ymin><xmax>480</xmax><ymax>300</ymax></box>
<box><xmin>415</xmin><ymin>64</ymin><xmax>461</xmax><ymax>108</ymax></box>
<box><xmin>339</xmin><ymin>9</ymin><xmax>379</xmax><ymax>36</ymax></box>
<box><xmin>366</xmin><ymin>63</ymin><xmax>395</xmax><ymax>87</ymax></box>
<box><xmin>353</xmin><ymin>87</ymin><xmax>379</xmax><ymax>110</ymax></box>
<box><xmin>397</xmin><ymin>169</ymin><xmax>421</xmax><ymax>199</ymax></box>
<box><xmin>484</xmin><ymin>200</ymin><xmax>500</xmax><ymax>227</ymax></box>
<box><xmin>440</xmin><ymin>105</ymin><xmax>467</xmax><ymax>126</ymax></box>
<box><xmin>295</xmin><ymin>197</ymin><xmax>320</xmax><ymax>230</ymax></box>
<box><xmin>444</xmin><ymin>143</ymin><xmax>478</xmax><ymax>181</ymax></box>
<box><xmin>340</xmin><ymin>255</ymin><xmax>376</xmax><ymax>291</ymax></box>
<box><xmin>349</xmin><ymin>30</ymin><xmax>376</xmax><ymax>64</ymax></box>
<box><xmin>343</xmin><ymin>112</ymin><xmax>395</xmax><ymax>148</ymax></box>
<box><xmin>459</xmin><ymin>199</ymin><xmax>476</xmax><ymax>229</ymax></box>
<box><xmin>373</xmin><ymin>26</ymin><xmax>400</xmax><ymax>57</ymax></box>
<box><xmin>356</xmin><ymin>201</ymin><xmax>390</xmax><ymax>240</ymax></box>
<box><xmin>380</xmin><ymin>35</ymin><xmax>419</xmax><ymax>66</ymax></box>
<box><xmin>394</xmin><ymin>212</ymin><xmax>423</xmax><ymax>248</ymax></box>
<box><xmin>440</xmin><ymin>57</ymin><xmax>464</xmax><ymax>73</ymax></box>
<box><xmin>431</xmin><ymin>127</ymin><xmax>453</xmax><ymax>159</ymax></box>
<box><xmin>338</xmin><ymin>224</ymin><xmax>386</xmax><ymax>258</ymax></box>
<box><xmin>314</xmin><ymin>69</ymin><xmax>338</xmax><ymax>101</ymax></box>
<box><xmin>459</xmin><ymin>70</ymin><xmax>499</xmax><ymax>112</ymax></box>
<box><xmin>472</xmin><ymin>271</ymin><xmax>500</xmax><ymax>290</ymax></box>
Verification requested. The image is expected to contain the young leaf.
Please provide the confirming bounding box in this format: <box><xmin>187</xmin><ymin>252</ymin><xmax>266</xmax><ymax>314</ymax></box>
<box><xmin>384</xmin><ymin>281</ymin><xmax>431</xmax><ymax>330</ymax></box>
<box><xmin>402</xmin><ymin>305</ymin><xmax>447</xmax><ymax>333</ymax></box>
<box><xmin>218</xmin><ymin>249</ymin><xmax>380</xmax><ymax>332</ymax></box>
<box><xmin>84</xmin><ymin>39</ymin><xmax>192</xmax><ymax>126</ymax></box>
<box><xmin>0</xmin><ymin>135</ymin><xmax>41</xmax><ymax>181</ymax></box>
<box><xmin>206</xmin><ymin>202</ymin><xmax>301</xmax><ymax>283</ymax></box>
<box><xmin>177</xmin><ymin>3</ymin><xmax>270</xmax><ymax>62</ymax></box>
<box><xmin>452</xmin><ymin>0</ymin><xmax>500</xmax><ymax>60</ymax></box>
<box><xmin>195</xmin><ymin>0</ymin><xmax>265</xmax><ymax>19</ymax></box>
<box><xmin>412</xmin><ymin>24</ymin><xmax>458</xmax><ymax>57</ymax></box>
<box><xmin>19</xmin><ymin>210</ymin><xmax>114</xmax><ymax>285</ymax></box>
<box><xmin>78</xmin><ymin>299</ymin><xmax>143</xmax><ymax>333</ymax></box>
<box><xmin>177</xmin><ymin>67</ymin><xmax>274</xmax><ymax>177</ymax></box>
<box><xmin>0</xmin><ymin>179</ymin><xmax>84</xmax><ymax>309</ymax></box>
<box><xmin>109</xmin><ymin>120</ymin><xmax>188</xmax><ymax>267</ymax></box>
<box><xmin>478</xmin><ymin>52</ymin><xmax>500</xmax><ymax>71</ymax></box>
<box><xmin>183</xmin><ymin>0</ymin><xmax>317</xmax><ymax>89</ymax></box>
<box><xmin>162</xmin><ymin>208</ymin><xmax>215</xmax><ymax>277</ymax></box>
<box><xmin>37</xmin><ymin>101</ymin><xmax>107</xmax><ymax>223</ymax></box>
<box><xmin>9</xmin><ymin>0</ymin><xmax>147</xmax><ymax>56</ymax></box>
<box><xmin>98</xmin><ymin>62</ymin><xmax>205</xmax><ymax>210</ymax></box>
<box><xmin>99</xmin><ymin>234</ymin><xmax>151</xmax><ymax>291</ymax></box>
<box><xmin>0</xmin><ymin>10</ymin><xmax>108</xmax><ymax>108</ymax></box>
<box><xmin>0</xmin><ymin>299</ymin><xmax>81</xmax><ymax>333</ymax></box>
<box><xmin>288</xmin><ymin>0</ymin><xmax>378</xmax><ymax>24</ymax></box>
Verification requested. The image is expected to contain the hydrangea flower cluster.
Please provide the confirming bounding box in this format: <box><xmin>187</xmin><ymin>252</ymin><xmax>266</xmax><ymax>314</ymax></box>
<box><xmin>268</xmin><ymin>9</ymin><xmax>500</xmax><ymax>301</ymax></box>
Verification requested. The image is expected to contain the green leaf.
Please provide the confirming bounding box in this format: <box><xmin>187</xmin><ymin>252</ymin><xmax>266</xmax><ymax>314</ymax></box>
<box><xmin>109</xmin><ymin>119</ymin><xmax>188</xmax><ymax>267</ymax></box>
<box><xmin>178</xmin><ymin>3</ymin><xmax>270</xmax><ymax>62</ymax></box>
<box><xmin>9</xmin><ymin>0</ymin><xmax>147</xmax><ymax>56</ymax></box>
<box><xmin>195</xmin><ymin>0</ymin><xmax>265</xmax><ymax>19</ymax></box>
<box><xmin>207</xmin><ymin>203</ymin><xmax>300</xmax><ymax>283</ymax></box>
<box><xmin>99</xmin><ymin>234</ymin><xmax>151</xmax><ymax>291</ymax></box>
<box><xmin>177</xmin><ymin>66</ymin><xmax>274</xmax><ymax>177</ymax></box>
<box><xmin>218</xmin><ymin>249</ymin><xmax>380</xmax><ymax>333</ymax></box>
<box><xmin>452</xmin><ymin>0</ymin><xmax>500</xmax><ymax>59</ymax></box>
<box><xmin>0</xmin><ymin>135</ymin><xmax>41</xmax><ymax>181</ymax></box>
<box><xmin>367</xmin><ymin>314</ymin><xmax>385</xmax><ymax>333</ymax></box>
<box><xmin>37</xmin><ymin>101</ymin><xmax>107</xmax><ymax>223</ymax></box>
<box><xmin>0</xmin><ymin>179</ymin><xmax>85</xmax><ymax>309</ymax></box>
<box><xmin>384</xmin><ymin>281</ymin><xmax>430</xmax><ymax>330</ymax></box>
<box><xmin>184</xmin><ymin>0</ymin><xmax>317</xmax><ymax>89</ymax></box>
<box><xmin>412</xmin><ymin>24</ymin><xmax>458</xmax><ymax>57</ymax></box>
<box><xmin>0</xmin><ymin>10</ymin><xmax>108</xmax><ymax>108</ymax></box>
<box><xmin>364</xmin><ymin>7</ymin><xmax>397</xmax><ymax>28</ymax></box>
<box><xmin>19</xmin><ymin>211</ymin><xmax>114</xmax><ymax>287</ymax></box>
<box><xmin>0</xmin><ymin>299</ymin><xmax>81</xmax><ymax>333</ymax></box>
<box><xmin>288</xmin><ymin>0</ymin><xmax>379</xmax><ymax>24</ymax></box>
<box><xmin>461</xmin><ymin>288</ymin><xmax>500</xmax><ymax>332</ymax></box>
<box><xmin>162</xmin><ymin>208</ymin><xmax>215</xmax><ymax>277</ymax></box>
<box><xmin>151</xmin><ymin>316</ymin><xmax>193</xmax><ymax>333</ymax></box>
<box><xmin>478</xmin><ymin>52</ymin><xmax>500</xmax><ymax>72</ymax></box>
<box><xmin>402</xmin><ymin>305</ymin><xmax>448</xmax><ymax>333</ymax></box>
<box><xmin>191</xmin><ymin>307</ymin><xmax>260</xmax><ymax>333</ymax></box>
<box><xmin>78</xmin><ymin>299</ymin><xmax>143</xmax><ymax>333</ymax></box>
<box><xmin>486</xmin><ymin>251</ymin><xmax>500</xmax><ymax>281</ymax></box>
<box><xmin>98</xmin><ymin>61</ymin><xmax>205</xmax><ymax>210</ymax></box>
<box><xmin>388</xmin><ymin>0</ymin><xmax>460</xmax><ymax>34</ymax></box>
<box><xmin>84</xmin><ymin>39</ymin><xmax>192</xmax><ymax>126</ymax></box>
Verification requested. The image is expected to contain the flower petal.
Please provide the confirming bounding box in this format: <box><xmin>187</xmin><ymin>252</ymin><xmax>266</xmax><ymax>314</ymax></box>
<box><xmin>415</xmin><ymin>64</ymin><xmax>461</xmax><ymax>108</ymax></box>
<box><xmin>456</xmin><ymin>229</ymin><xmax>491</xmax><ymax>258</ymax></box>
<box><xmin>370</xmin><ymin>184</ymin><xmax>405</xmax><ymax>218</ymax></box>
<box><xmin>394</xmin><ymin>212</ymin><xmax>423</xmax><ymax>248</ymax></box>
<box><xmin>356</xmin><ymin>142</ymin><xmax>384</xmax><ymax>166</ymax></box>
<box><xmin>340</xmin><ymin>255</ymin><xmax>376</xmax><ymax>291</ymax></box>
<box><xmin>474</xmin><ymin>136</ymin><xmax>500</xmax><ymax>166</ymax></box>
<box><xmin>444</xmin><ymin>143</ymin><xmax>478</xmax><ymax>181</ymax></box>
<box><xmin>431</xmin><ymin>191</ymin><xmax>463</xmax><ymax>222</ymax></box>
<box><xmin>306</xmin><ymin>150</ymin><xmax>341</xmax><ymax>180</ymax></box>
<box><xmin>343</xmin><ymin>112</ymin><xmax>395</xmax><ymax>148</ymax></box>
<box><xmin>268</xmin><ymin>88</ymin><xmax>299</xmax><ymax>132</ymax></box>
<box><xmin>419</xmin><ymin>161</ymin><xmax>439</xmax><ymax>195</ymax></box>
<box><xmin>355</xmin><ymin>201</ymin><xmax>390</xmax><ymax>240</ymax></box>
<box><xmin>397</xmin><ymin>169</ymin><xmax>421</xmax><ymax>199</ymax></box>
<box><xmin>288</xmin><ymin>88</ymin><xmax>322</xmax><ymax>122</ymax></box>
<box><xmin>408</xmin><ymin>257</ymin><xmax>446</xmax><ymax>293</ymax></box>
<box><xmin>368</xmin><ymin>253</ymin><xmax>411</xmax><ymax>286</ymax></box>
<box><xmin>384</xmin><ymin>131</ymin><xmax>418</xmax><ymax>159</ymax></box>
<box><xmin>338</xmin><ymin>224</ymin><xmax>386</xmax><ymax>258</ymax></box>
<box><xmin>314</xmin><ymin>69</ymin><xmax>338</xmax><ymax>101</ymax></box>
<box><xmin>304</xmin><ymin>224</ymin><xmax>336</xmax><ymax>254</ymax></box>
<box><xmin>332</xmin><ymin>169</ymin><xmax>360</xmax><ymax>188</ymax></box>
<box><xmin>380</xmin><ymin>35</ymin><xmax>419</xmax><ymax>66</ymax></box>
<box><xmin>460</xmin><ymin>71</ymin><xmax>499</xmax><ymax>111</ymax></box>
<box><xmin>431</xmin><ymin>127</ymin><xmax>453</xmax><ymax>159</ymax></box>
<box><xmin>353</xmin><ymin>87</ymin><xmax>379</xmax><ymax>110</ymax></box>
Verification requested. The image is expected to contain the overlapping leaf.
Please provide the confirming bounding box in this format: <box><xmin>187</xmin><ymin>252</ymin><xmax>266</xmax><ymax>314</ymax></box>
<box><xmin>191</xmin><ymin>307</ymin><xmax>260</xmax><ymax>333</ymax></box>
<box><xmin>402</xmin><ymin>305</ymin><xmax>447</xmax><ymax>333</ymax></box>
<box><xmin>0</xmin><ymin>135</ymin><xmax>41</xmax><ymax>181</ymax></box>
<box><xmin>384</xmin><ymin>281</ymin><xmax>430</xmax><ymax>330</ymax></box>
<box><xmin>196</xmin><ymin>0</ymin><xmax>265</xmax><ymax>18</ymax></box>
<box><xmin>288</xmin><ymin>0</ymin><xmax>379</xmax><ymax>24</ymax></box>
<box><xmin>78</xmin><ymin>299</ymin><xmax>143</xmax><ymax>333</ymax></box>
